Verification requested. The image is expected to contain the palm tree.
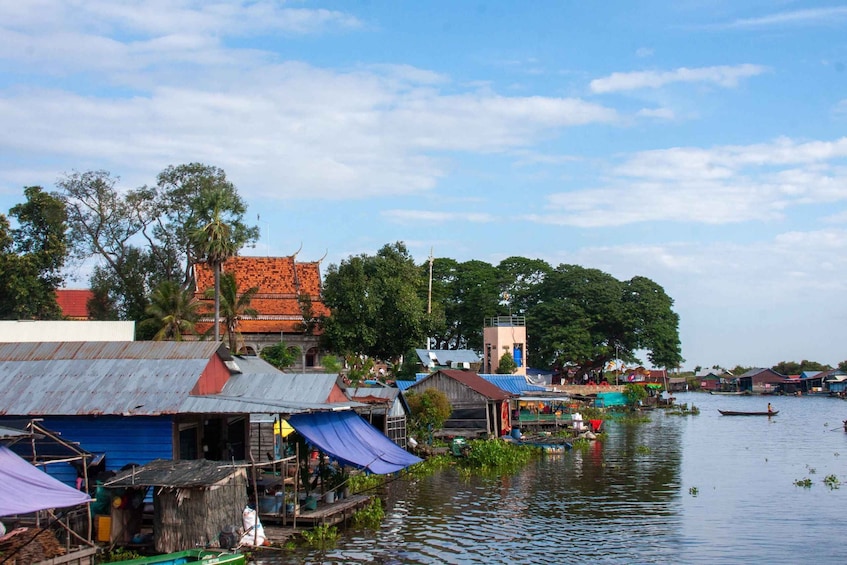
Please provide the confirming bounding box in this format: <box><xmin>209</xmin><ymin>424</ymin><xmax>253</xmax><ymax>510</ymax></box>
<box><xmin>142</xmin><ymin>280</ymin><xmax>200</xmax><ymax>341</ymax></box>
<box><xmin>192</xmin><ymin>191</ymin><xmax>237</xmax><ymax>342</ymax></box>
<box><xmin>205</xmin><ymin>271</ymin><xmax>258</xmax><ymax>352</ymax></box>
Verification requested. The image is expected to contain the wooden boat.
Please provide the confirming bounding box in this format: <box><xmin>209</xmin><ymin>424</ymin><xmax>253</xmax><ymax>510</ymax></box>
<box><xmin>114</xmin><ymin>549</ymin><xmax>245</xmax><ymax>565</ymax></box>
<box><xmin>718</xmin><ymin>410</ymin><xmax>778</xmax><ymax>416</ymax></box>
<box><xmin>710</xmin><ymin>391</ymin><xmax>748</xmax><ymax>395</ymax></box>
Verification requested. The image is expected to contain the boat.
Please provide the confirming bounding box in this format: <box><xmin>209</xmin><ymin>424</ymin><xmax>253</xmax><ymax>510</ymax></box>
<box><xmin>718</xmin><ymin>410</ymin><xmax>778</xmax><ymax>416</ymax></box>
<box><xmin>709</xmin><ymin>391</ymin><xmax>749</xmax><ymax>395</ymax></box>
<box><xmin>114</xmin><ymin>549</ymin><xmax>246</xmax><ymax>565</ymax></box>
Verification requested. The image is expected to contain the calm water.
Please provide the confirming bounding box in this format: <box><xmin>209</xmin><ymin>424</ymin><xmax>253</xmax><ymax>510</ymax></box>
<box><xmin>258</xmin><ymin>393</ymin><xmax>847</xmax><ymax>564</ymax></box>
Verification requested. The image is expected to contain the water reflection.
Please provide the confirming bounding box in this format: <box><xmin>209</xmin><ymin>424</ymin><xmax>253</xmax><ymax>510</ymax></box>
<box><xmin>256</xmin><ymin>393</ymin><xmax>847</xmax><ymax>564</ymax></box>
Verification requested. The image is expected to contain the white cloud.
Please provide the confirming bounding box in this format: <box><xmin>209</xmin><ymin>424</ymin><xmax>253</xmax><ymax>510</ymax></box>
<box><xmin>382</xmin><ymin>210</ymin><xmax>495</xmax><ymax>223</ymax></box>
<box><xmin>835</xmin><ymin>99</ymin><xmax>847</xmax><ymax>116</ymax></box>
<box><xmin>636</xmin><ymin>107</ymin><xmax>675</xmax><ymax>120</ymax></box>
<box><xmin>524</xmin><ymin>137</ymin><xmax>847</xmax><ymax>227</ymax></box>
<box><xmin>635</xmin><ymin>47</ymin><xmax>654</xmax><ymax>58</ymax></box>
<box><xmin>723</xmin><ymin>7</ymin><xmax>847</xmax><ymax>29</ymax></box>
<box><xmin>590</xmin><ymin>64</ymin><xmax>767</xmax><ymax>94</ymax></box>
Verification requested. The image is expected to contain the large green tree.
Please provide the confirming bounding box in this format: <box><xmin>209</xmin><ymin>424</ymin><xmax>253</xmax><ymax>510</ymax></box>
<box><xmin>57</xmin><ymin>165</ymin><xmax>258</xmax><ymax>333</ymax></box>
<box><xmin>321</xmin><ymin>242</ymin><xmax>429</xmax><ymax>366</ymax></box>
<box><xmin>0</xmin><ymin>187</ymin><xmax>68</xmax><ymax>319</ymax></box>
<box><xmin>527</xmin><ymin>264</ymin><xmax>682</xmax><ymax>376</ymax></box>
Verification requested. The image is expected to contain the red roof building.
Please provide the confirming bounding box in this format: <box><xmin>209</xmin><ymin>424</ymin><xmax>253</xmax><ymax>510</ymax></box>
<box><xmin>193</xmin><ymin>256</ymin><xmax>329</xmax><ymax>366</ymax></box>
<box><xmin>55</xmin><ymin>289</ymin><xmax>94</xmax><ymax>320</ymax></box>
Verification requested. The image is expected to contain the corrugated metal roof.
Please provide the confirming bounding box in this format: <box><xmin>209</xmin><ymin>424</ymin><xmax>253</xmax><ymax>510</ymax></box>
<box><xmin>0</xmin><ymin>342</ymin><xmax>228</xmax><ymax>416</ymax></box>
<box><xmin>480</xmin><ymin>375</ymin><xmax>546</xmax><ymax>394</ymax></box>
<box><xmin>104</xmin><ymin>458</ymin><xmax>246</xmax><ymax>488</ymax></box>
<box><xmin>180</xmin><ymin>357</ymin><xmax>364</xmax><ymax>414</ymax></box>
<box><xmin>415</xmin><ymin>349</ymin><xmax>481</xmax><ymax>367</ymax></box>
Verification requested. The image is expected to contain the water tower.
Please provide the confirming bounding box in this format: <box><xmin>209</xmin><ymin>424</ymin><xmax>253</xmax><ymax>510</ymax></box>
<box><xmin>482</xmin><ymin>315</ymin><xmax>526</xmax><ymax>375</ymax></box>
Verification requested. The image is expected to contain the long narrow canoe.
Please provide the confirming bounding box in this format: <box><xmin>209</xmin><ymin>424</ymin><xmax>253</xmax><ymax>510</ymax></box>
<box><xmin>115</xmin><ymin>549</ymin><xmax>245</xmax><ymax>565</ymax></box>
<box><xmin>718</xmin><ymin>410</ymin><xmax>778</xmax><ymax>416</ymax></box>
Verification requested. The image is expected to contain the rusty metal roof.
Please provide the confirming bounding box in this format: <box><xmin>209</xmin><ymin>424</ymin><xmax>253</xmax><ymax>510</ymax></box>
<box><xmin>0</xmin><ymin>341</ymin><xmax>229</xmax><ymax>416</ymax></box>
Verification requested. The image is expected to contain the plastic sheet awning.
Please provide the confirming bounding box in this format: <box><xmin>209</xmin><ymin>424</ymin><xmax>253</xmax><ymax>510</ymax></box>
<box><xmin>0</xmin><ymin>446</ymin><xmax>91</xmax><ymax>517</ymax></box>
<box><xmin>287</xmin><ymin>410</ymin><xmax>422</xmax><ymax>475</ymax></box>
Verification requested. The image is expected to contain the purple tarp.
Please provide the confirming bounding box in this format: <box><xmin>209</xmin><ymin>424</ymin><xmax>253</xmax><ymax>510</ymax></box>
<box><xmin>0</xmin><ymin>445</ymin><xmax>91</xmax><ymax>517</ymax></box>
<box><xmin>288</xmin><ymin>410</ymin><xmax>422</xmax><ymax>474</ymax></box>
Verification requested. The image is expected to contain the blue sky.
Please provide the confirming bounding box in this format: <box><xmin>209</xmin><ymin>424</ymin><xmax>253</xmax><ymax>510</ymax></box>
<box><xmin>2</xmin><ymin>1</ymin><xmax>847</xmax><ymax>370</ymax></box>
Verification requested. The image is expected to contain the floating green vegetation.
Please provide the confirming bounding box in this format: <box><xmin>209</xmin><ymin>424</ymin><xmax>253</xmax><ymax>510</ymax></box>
<box><xmin>635</xmin><ymin>445</ymin><xmax>652</xmax><ymax>455</ymax></box>
<box><xmin>794</xmin><ymin>477</ymin><xmax>813</xmax><ymax>488</ymax></box>
<box><xmin>456</xmin><ymin>439</ymin><xmax>538</xmax><ymax>476</ymax></box>
<box><xmin>578</xmin><ymin>407</ymin><xmax>606</xmax><ymax>421</ymax></box>
<box><xmin>348</xmin><ymin>470</ymin><xmax>385</xmax><ymax>493</ymax></box>
<box><xmin>806</xmin><ymin>465</ymin><xmax>817</xmax><ymax>474</ymax></box>
<box><xmin>667</xmin><ymin>403</ymin><xmax>699</xmax><ymax>416</ymax></box>
<box><xmin>300</xmin><ymin>524</ymin><xmax>338</xmax><ymax>549</ymax></box>
<box><xmin>570</xmin><ymin>437</ymin><xmax>591</xmax><ymax>451</ymax></box>
<box><xmin>823</xmin><ymin>474</ymin><xmax>841</xmax><ymax>490</ymax></box>
<box><xmin>101</xmin><ymin>548</ymin><xmax>144</xmax><ymax>563</ymax></box>
<box><xmin>351</xmin><ymin>497</ymin><xmax>385</xmax><ymax>529</ymax></box>
<box><xmin>689</xmin><ymin>486</ymin><xmax>699</xmax><ymax>496</ymax></box>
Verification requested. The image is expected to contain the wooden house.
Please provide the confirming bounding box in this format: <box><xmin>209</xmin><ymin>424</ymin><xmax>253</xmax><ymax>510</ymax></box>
<box><xmin>737</xmin><ymin>368</ymin><xmax>786</xmax><ymax>394</ymax></box>
<box><xmin>404</xmin><ymin>369</ymin><xmax>513</xmax><ymax>438</ymax></box>
<box><xmin>194</xmin><ymin>255</ymin><xmax>330</xmax><ymax>369</ymax></box>
<box><xmin>346</xmin><ymin>386</ymin><xmax>412</xmax><ymax>448</ymax></box>
<box><xmin>104</xmin><ymin>459</ymin><xmax>247</xmax><ymax>552</ymax></box>
<box><xmin>0</xmin><ymin>341</ymin><xmax>357</xmax><ymax>487</ymax></box>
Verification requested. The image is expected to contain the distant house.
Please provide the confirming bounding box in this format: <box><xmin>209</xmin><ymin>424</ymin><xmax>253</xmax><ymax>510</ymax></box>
<box><xmin>346</xmin><ymin>386</ymin><xmax>412</xmax><ymax>448</ymax></box>
<box><xmin>695</xmin><ymin>368</ymin><xmax>737</xmax><ymax>392</ymax></box>
<box><xmin>414</xmin><ymin>349</ymin><xmax>481</xmax><ymax>372</ymax></box>
<box><xmin>823</xmin><ymin>370</ymin><xmax>847</xmax><ymax>395</ymax></box>
<box><xmin>405</xmin><ymin>369</ymin><xmax>513</xmax><ymax>438</ymax></box>
<box><xmin>736</xmin><ymin>368</ymin><xmax>786</xmax><ymax>394</ymax></box>
<box><xmin>55</xmin><ymin>289</ymin><xmax>94</xmax><ymax>320</ymax></box>
<box><xmin>193</xmin><ymin>255</ymin><xmax>330</xmax><ymax>369</ymax></box>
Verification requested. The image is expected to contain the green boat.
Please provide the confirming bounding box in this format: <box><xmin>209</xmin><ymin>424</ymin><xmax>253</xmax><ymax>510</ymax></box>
<box><xmin>115</xmin><ymin>549</ymin><xmax>246</xmax><ymax>565</ymax></box>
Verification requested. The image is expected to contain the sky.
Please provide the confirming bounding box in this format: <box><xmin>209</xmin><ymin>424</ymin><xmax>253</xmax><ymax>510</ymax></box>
<box><xmin>1</xmin><ymin>1</ymin><xmax>847</xmax><ymax>371</ymax></box>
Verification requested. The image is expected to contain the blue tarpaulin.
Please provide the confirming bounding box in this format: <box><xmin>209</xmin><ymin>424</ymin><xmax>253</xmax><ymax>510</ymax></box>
<box><xmin>287</xmin><ymin>410</ymin><xmax>422</xmax><ymax>475</ymax></box>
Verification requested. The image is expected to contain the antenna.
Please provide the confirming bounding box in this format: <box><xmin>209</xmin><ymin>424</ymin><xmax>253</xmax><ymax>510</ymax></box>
<box><xmin>427</xmin><ymin>247</ymin><xmax>434</xmax><ymax>350</ymax></box>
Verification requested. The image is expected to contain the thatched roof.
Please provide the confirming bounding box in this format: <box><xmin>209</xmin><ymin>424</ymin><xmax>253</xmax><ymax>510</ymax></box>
<box><xmin>104</xmin><ymin>459</ymin><xmax>246</xmax><ymax>488</ymax></box>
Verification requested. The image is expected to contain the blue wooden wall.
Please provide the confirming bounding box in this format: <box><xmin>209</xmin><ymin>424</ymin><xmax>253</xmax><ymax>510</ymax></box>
<box><xmin>6</xmin><ymin>415</ymin><xmax>174</xmax><ymax>487</ymax></box>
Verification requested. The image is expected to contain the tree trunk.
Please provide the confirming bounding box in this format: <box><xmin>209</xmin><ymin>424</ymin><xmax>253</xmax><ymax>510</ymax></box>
<box><xmin>214</xmin><ymin>263</ymin><xmax>220</xmax><ymax>342</ymax></box>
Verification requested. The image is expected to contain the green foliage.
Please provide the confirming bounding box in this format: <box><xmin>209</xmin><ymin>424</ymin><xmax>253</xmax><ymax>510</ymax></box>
<box><xmin>141</xmin><ymin>280</ymin><xmax>200</xmax><ymax>340</ymax></box>
<box><xmin>320</xmin><ymin>354</ymin><xmax>343</xmax><ymax>373</ymax></box>
<box><xmin>261</xmin><ymin>341</ymin><xmax>301</xmax><ymax>370</ymax></box>
<box><xmin>570</xmin><ymin>438</ymin><xmax>591</xmax><ymax>451</ymax></box>
<box><xmin>102</xmin><ymin>547</ymin><xmax>144</xmax><ymax>562</ymax></box>
<box><xmin>689</xmin><ymin>487</ymin><xmax>699</xmax><ymax>496</ymax></box>
<box><xmin>299</xmin><ymin>524</ymin><xmax>338</xmax><ymax>549</ymax></box>
<box><xmin>405</xmin><ymin>388</ymin><xmax>452</xmax><ymax>441</ymax></box>
<box><xmin>351</xmin><ymin>497</ymin><xmax>385</xmax><ymax>529</ymax></box>
<box><xmin>794</xmin><ymin>477</ymin><xmax>813</xmax><ymax>488</ymax></box>
<box><xmin>623</xmin><ymin>383</ymin><xmax>648</xmax><ymax>406</ymax></box>
<box><xmin>496</xmin><ymin>352</ymin><xmax>518</xmax><ymax>374</ymax></box>
<box><xmin>405</xmin><ymin>454</ymin><xmax>454</xmax><ymax>477</ymax></box>
<box><xmin>458</xmin><ymin>439</ymin><xmax>537</xmax><ymax>475</ymax></box>
<box><xmin>348</xmin><ymin>471</ymin><xmax>385</xmax><ymax>493</ymax></box>
<box><xmin>0</xmin><ymin>187</ymin><xmax>68</xmax><ymax>320</ymax></box>
<box><xmin>635</xmin><ymin>445</ymin><xmax>652</xmax><ymax>455</ymax></box>
<box><xmin>771</xmin><ymin>360</ymin><xmax>831</xmax><ymax>375</ymax></box>
<box><xmin>322</xmin><ymin>242</ymin><xmax>430</xmax><ymax>364</ymax></box>
<box><xmin>527</xmin><ymin>264</ymin><xmax>682</xmax><ymax>374</ymax></box>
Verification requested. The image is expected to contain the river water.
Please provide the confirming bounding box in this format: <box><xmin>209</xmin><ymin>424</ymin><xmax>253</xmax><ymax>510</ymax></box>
<box><xmin>258</xmin><ymin>392</ymin><xmax>847</xmax><ymax>564</ymax></box>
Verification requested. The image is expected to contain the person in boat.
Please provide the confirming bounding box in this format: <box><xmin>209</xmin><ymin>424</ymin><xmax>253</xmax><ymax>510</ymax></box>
<box><xmin>767</xmin><ymin>403</ymin><xmax>773</xmax><ymax>413</ymax></box>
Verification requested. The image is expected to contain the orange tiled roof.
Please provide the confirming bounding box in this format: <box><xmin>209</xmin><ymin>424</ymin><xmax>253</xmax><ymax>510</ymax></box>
<box><xmin>194</xmin><ymin>256</ymin><xmax>329</xmax><ymax>334</ymax></box>
<box><xmin>55</xmin><ymin>289</ymin><xmax>93</xmax><ymax>319</ymax></box>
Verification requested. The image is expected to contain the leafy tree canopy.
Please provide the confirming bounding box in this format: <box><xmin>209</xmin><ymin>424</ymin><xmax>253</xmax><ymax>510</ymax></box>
<box><xmin>771</xmin><ymin>360</ymin><xmax>831</xmax><ymax>375</ymax></box>
<box><xmin>496</xmin><ymin>351</ymin><xmax>518</xmax><ymax>375</ymax></box>
<box><xmin>405</xmin><ymin>388</ymin><xmax>452</xmax><ymax>443</ymax></box>
<box><xmin>527</xmin><ymin>264</ymin><xmax>682</xmax><ymax>376</ymax></box>
<box><xmin>0</xmin><ymin>187</ymin><xmax>68</xmax><ymax>320</ymax></box>
<box><xmin>260</xmin><ymin>342</ymin><xmax>301</xmax><ymax>371</ymax></box>
<box><xmin>321</xmin><ymin>242</ymin><xmax>429</xmax><ymax>365</ymax></box>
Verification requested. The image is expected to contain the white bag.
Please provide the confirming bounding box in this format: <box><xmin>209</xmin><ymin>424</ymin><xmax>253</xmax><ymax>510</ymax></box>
<box><xmin>239</xmin><ymin>506</ymin><xmax>266</xmax><ymax>546</ymax></box>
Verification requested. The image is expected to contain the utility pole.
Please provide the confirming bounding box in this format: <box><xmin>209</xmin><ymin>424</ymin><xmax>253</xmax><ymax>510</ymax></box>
<box><xmin>427</xmin><ymin>247</ymin><xmax>434</xmax><ymax>350</ymax></box>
